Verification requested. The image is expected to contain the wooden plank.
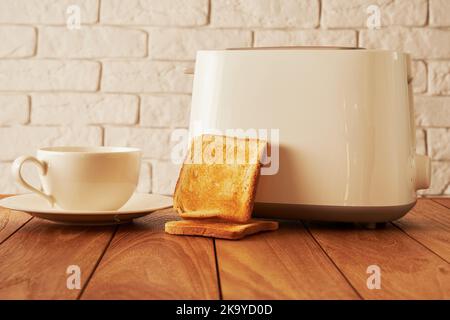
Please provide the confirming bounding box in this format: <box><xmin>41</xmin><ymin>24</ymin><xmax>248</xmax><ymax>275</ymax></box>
<box><xmin>0</xmin><ymin>195</ymin><xmax>32</xmax><ymax>244</ymax></box>
<box><xmin>306</xmin><ymin>220</ymin><xmax>450</xmax><ymax>299</ymax></box>
<box><xmin>216</xmin><ymin>220</ymin><xmax>360</xmax><ymax>299</ymax></box>
<box><xmin>433</xmin><ymin>198</ymin><xmax>450</xmax><ymax>209</ymax></box>
<box><xmin>0</xmin><ymin>217</ymin><xmax>115</xmax><ymax>299</ymax></box>
<box><xmin>81</xmin><ymin>209</ymin><xmax>219</xmax><ymax>300</ymax></box>
<box><xmin>393</xmin><ymin>199</ymin><xmax>450</xmax><ymax>262</ymax></box>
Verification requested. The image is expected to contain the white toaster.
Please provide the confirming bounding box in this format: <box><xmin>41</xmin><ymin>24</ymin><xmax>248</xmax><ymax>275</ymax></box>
<box><xmin>188</xmin><ymin>47</ymin><xmax>431</xmax><ymax>222</ymax></box>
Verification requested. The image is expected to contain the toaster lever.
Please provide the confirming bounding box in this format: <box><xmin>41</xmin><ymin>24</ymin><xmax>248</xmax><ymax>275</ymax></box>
<box><xmin>184</xmin><ymin>67</ymin><xmax>195</xmax><ymax>75</ymax></box>
<box><xmin>415</xmin><ymin>154</ymin><xmax>431</xmax><ymax>190</ymax></box>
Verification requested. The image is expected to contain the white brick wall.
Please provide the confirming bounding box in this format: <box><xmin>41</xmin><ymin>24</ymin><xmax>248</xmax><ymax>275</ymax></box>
<box><xmin>359</xmin><ymin>28</ymin><xmax>450</xmax><ymax>59</ymax></box>
<box><xmin>429</xmin><ymin>61</ymin><xmax>450</xmax><ymax>95</ymax></box>
<box><xmin>0</xmin><ymin>0</ymin><xmax>99</xmax><ymax>24</ymax></box>
<box><xmin>0</xmin><ymin>95</ymin><xmax>29</xmax><ymax>125</ymax></box>
<box><xmin>31</xmin><ymin>94</ymin><xmax>139</xmax><ymax>125</ymax></box>
<box><xmin>101</xmin><ymin>61</ymin><xmax>193</xmax><ymax>93</ymax></box>
<box><xmin>415</xmin><ymin>96</ymin><xmax>450</xmax><ymax>127</ymax></box>
<box><xmin>0</xmin><ymin>0</ymin><xmax>448</xmax><ymax>196</ymax></box>
<box><xmin>211</xmin><ymin>0</ymin><xmax>320</xmax><ymax>28</ymax></box>
<box><xmin>0</xmin><ymin>126</ymin><xmax>102</xmax><ymax>160</ymax></box>
<box><xmin>100</xmin><ymin>0</ymin><xmax>209</xmax><ymax>26</ymax></box>
<box><xmin>104</xmin><ymin>127</ymin><xmax>175</xmax><ymax>159</ymax></box>
<box><xmin>0</xmin><ymin>60</ymin><xmax>100</xmax><ymax>91</ymax></box>
<box><xmin>254</xmin><ymin>30</ymin><xmax>357</xmax><ymax>47</ymax></box>
<box><xmin>430</xmin><ymin>0</ymin><xmax>450</xmax><ymax>27</ymax></box>
<box><xmin>322</xmin><ymin>0</ymin><xmax>428</xmax><ymax>28</ymax></box>
<box><xmin>411</xmin><ymin>61</ymin><xmax>427</xmax><ymax>93</ymax></box>
<box><xmin>148</xmin><ymin>28</ymin><xmax>252</xmax><ymax>60</ymax></box>
<box><xmin>0</xmin><ymin>26</ymin><xmax>36</xmax><ymax>58</ymax></box>
<box><xmin>140</xmin><ymin>95</ymin><xmax>191</xmax><ymax>127</ymax></box>
<box><xmin>38</xmin><ymin>27</ymin><xmax>147</xmax><ymax>58</ymax></box>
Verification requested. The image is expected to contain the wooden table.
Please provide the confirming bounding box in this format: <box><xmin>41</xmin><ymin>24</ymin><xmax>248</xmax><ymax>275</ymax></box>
<box><xmin>0</xmin><ymin>195</ymin><xmax>449</xmax><ymax>300</ymax></box>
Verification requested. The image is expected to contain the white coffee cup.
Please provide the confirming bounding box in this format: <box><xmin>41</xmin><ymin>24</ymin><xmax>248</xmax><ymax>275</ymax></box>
<box><xmin>12</xmin><ymin>146</ymin><xmax>141</xmax><ymax>211</ymax></box>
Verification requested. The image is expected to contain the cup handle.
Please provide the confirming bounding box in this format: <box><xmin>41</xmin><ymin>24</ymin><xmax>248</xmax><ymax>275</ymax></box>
<box><xmin>11</xmin><ymin>155</ymin><xmax>54</xmax><ymax>206</ymax></box>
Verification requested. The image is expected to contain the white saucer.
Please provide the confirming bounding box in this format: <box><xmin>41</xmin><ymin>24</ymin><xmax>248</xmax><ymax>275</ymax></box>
<box><xmin>0</xmin><ymin>193</ymin><xmax>173</xmax><ymax>225</ymax></box>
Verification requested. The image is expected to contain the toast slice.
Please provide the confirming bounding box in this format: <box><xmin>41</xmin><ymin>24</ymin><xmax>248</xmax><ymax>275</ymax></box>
<box><xmin>173</xmin><ymin>134</ymin><xmax>266</xmax><ymax>223</ymax></box>
<box><xmin>165</xmin><ymin>219</ymin><xmax>278</xmax><ymax>240</ymax></box>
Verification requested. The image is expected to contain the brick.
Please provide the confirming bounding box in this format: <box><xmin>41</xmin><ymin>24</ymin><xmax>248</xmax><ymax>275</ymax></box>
<box><xmin>411</xmin><ymin>61</ymin><xmax>427</xmax><ymax>94</ymax></box>
<box><xmin>151</xmin><ymin>161</ymin><xmax>181</xmax><ymax>195</ymax></box>
<box><xmin>420</xmin><ymin>161</ymin><xmax>450</xmax><ymax>195</ymax></box>
<box><xmin>0</xmin><ymin>60</ymin><xmax>100</xmax><ymax>91</ymax></box>
<box><xmin>38</xmin><ymin>27</ymin><xmax>146</xmax><ymax>58</ymax></box>
<box><xmin>430</xmin><ymin>0</ymin><xmax>450</xmax><ymax>26</ymax></box>
<box><xmin>415</xmin><ymin>129</ymin><xmax>426</xmax><ymax>155</ymax></box>
<box><xmin>102</xmin><ymin>61</ymin><xmax>193</xmax><ymax>93</ymax></box>
<box><xmin>427</xmin><ymin>128</ymin><xmax>450</xmax><ymax>160</ymax></box>
<box><xmin>0</xmin><ymin>26</ymin><xmax>35</xmax><ymax>58</ymax></box>
<box><xmin>211</xmin><ymin>0</ymin><xmax>319</xmax><ymax>28</ymax></box>
<box><xmin>359</xmin><ymin>28</ymin><xmax>450</xmax><ymax>59</ymax></box>
<box><xmin>149</xmin><ymin>28</ymin><xmax>252</xmax><ymax>60</ymax></box>
<box><xmin>415</xmin><ymin>96</ymin><xmax>450</xmax><ymax>127</ymax></box>
<box><xmin>254</xmin><ymin>30</ymin><xmax>357</xmax><ymax>47</ymax></box>
<box><xmin>0</xmin><ymin>0</ymin><xmax>98</xmax><ymax>24</ymax></box>
<box><xmin>0</xmin><ymin>126</ymin><xmax>102</xmax><ymax>161</ymax></box>
<box><xmin>0</xmin><ymin>161</ymin><xmax>41</xmax><ymax>194</ymax></box>
<box><xmin>137</xmin><ymin>162</ymin><xmax>152</xmax><ymax>193</ymax></box>
<box><xmin>105</xmin><ymin>127</ymin><xmax>175</xmax><ymax>159</ymax></box>
<box><xmin>31</xmin><ymin>94</ymin><xmax>138</xmax><ymax>125</ymax></box>
<box><xmin>428</xmin><ymin>61</ymin><xmax>450</xmax><ymax>95</ymax></box>
<box><xmin>140</xmin><ymin>95</ymin><xmax>191</xmax><ymax>128</ymax></box>
<box><xmin>322</xmin><ymin>0</ymin><xmax>427</xmax><ymax>28</ymax></box>
<box><xmin>0</xmin><ymin>95</ymin><xmax>29</xmax><ymax>125</ymax></box>
<box><xmin>101</xmin><ymin>0</ymin><xmax>208</xmax><ymax>26</ymax></box>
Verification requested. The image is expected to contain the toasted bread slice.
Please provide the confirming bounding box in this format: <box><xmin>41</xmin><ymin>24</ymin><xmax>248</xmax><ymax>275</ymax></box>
<box><xmin>165</xmin><ymin>219</ymin><xmax>278</xmax><ymax>240</ymax></box>
<box><xmin>173</xmin><ymin>135</ymin><xmax>266</xmax><ymax>223</ymax></box>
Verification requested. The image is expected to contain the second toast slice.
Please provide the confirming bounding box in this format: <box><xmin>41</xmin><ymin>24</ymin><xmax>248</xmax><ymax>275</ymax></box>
<box><xmin>165</xmin><ymin>219</ymin><xmax>279</xmax><ymax>240</ymax></box>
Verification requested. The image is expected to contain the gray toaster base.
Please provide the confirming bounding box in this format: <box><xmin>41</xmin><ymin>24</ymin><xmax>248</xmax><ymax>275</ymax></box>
<box><xmin>253</xmin><ymin>201</ymin><xmax>417</xmax><ymax>223</ymax></box>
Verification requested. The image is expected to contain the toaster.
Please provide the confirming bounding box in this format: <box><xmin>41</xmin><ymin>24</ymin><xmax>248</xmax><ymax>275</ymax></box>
<box><xmin>187</xmin><ymin>47</ymin><xmax>431</xmax><ymax>222</ymax></box>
